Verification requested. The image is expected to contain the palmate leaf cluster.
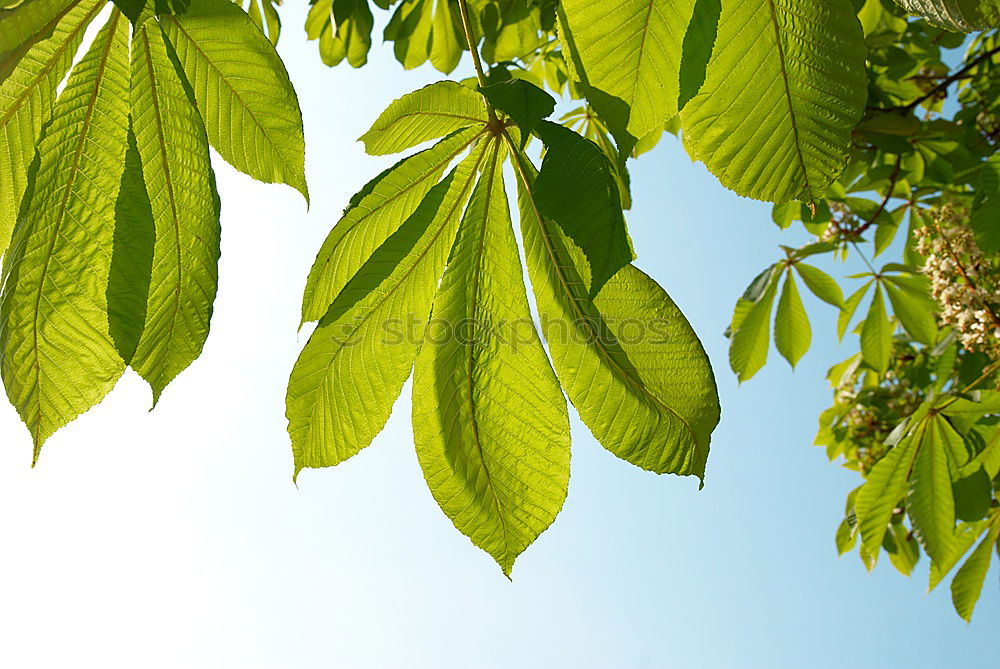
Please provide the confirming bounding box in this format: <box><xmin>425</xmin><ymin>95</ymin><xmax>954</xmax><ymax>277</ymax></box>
<box><xmin>1</xmin><ymin>0</ymin><xmax>306</xmax><ymax>457</ymax></box>
<box><xmin>288</xmin><ymin>80</ymin><xmax>719</xmax><ymax>574</ymax></box>
<box><xmin>6</xmin><ymin>0</ymin><xmax>1000</xmax><ymax>619</ymax></box>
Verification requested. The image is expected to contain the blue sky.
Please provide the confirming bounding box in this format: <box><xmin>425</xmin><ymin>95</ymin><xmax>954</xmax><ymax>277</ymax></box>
<box><xmin>0</xmin><ymin>6</ymin><xmax>994</xmax><ymax>667</ymax></box>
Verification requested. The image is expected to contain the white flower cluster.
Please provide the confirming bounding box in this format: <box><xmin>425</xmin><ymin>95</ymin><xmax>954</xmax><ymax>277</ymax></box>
<box><xmin>820</xmin><ymin>201</ymin><xmax>858</xmax><ymax>242</ymax></box>
<box><xmin>915</xmin><ymin>205</ymin><xmax>1000</xmax><ymax>355</ymax></box>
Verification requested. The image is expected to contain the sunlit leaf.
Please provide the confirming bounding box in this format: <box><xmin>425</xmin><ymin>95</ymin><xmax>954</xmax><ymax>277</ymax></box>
<box><xmin>413</xmin><ymin>139</ymin><xmax>570</xmax><ymax>576</ymax></box>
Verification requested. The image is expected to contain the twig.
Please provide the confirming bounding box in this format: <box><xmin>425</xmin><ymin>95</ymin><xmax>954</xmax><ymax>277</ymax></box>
<box><xmin>874</xmin><ymin>46</ymin><xmax>1000</xmax><ymax>113</ymax></box>
<box><xmin>853</xmin><ymin>155</ymin><xmax>903</xmax><ymax>237</ymax></box>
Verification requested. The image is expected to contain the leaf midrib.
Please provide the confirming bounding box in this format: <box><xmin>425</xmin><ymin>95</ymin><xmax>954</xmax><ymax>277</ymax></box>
<box><xmin>136</xmin><ymin>25</ymin><xmax>184</xmax><ymax>393</ymax></box>
<box><xmin>461</xmin><ymin>139</ymin><xmax>513</xmax><ymax>568</ymax></box>
<box><xmin>29</xmin><ymin>9</ymin><xmax>121</xmax><ymax>449</ymax></box>
<box><xmin>764</xmin><ymin>0</ymin><xmax>811</xmax><ymax>199</ymax></box>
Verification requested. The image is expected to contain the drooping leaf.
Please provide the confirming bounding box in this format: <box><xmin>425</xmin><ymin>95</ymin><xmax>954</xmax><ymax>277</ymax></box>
<box><xmin>534</xmin><ymin>120</ymin><xmax>634</xmax><ymax>297</ymax></box>
<box><xmin>679</xmin><ymin>0</ymin><xmax>867</xmax><ymax>202</ymax></box>
<box><xmin>0</xmin><ymin>0</ymin><xmax>105</xmax><ymax>255</ymax></box>
<box><xmin>107</xmin><ymin>121</ymin><xmax>155</xmax><ymax>364</ymax></box>
<box><xmin>794</xmin><ymin>263</ymin><xmax>845</xmax><ymax>309</ymax></box>
<box><xmin>384</xmin><ymin>0</ymin><xmax>434</xmax><ymax>69</ymax></box>
<box><xmin>359</xmin><ymin>80</ymin><xmax>488</xmax><ymax>156</ymax></box>
<box><xmin>774</xmin><ymin>270</ymin><xmax>811</xmax><ymax>368</ymax></box>
<box><xmin>129</xmin><ymin>20</ymin><xmax>221</xmax><ymax>402</ymax></box>
<box><xmin>301</xmin><ymin>126</ymin><xmax>485</xmax><ymax>323</ymax></box>
<box><xmin>950</xmin><ymin>521</ymin><xmax>1000</xmax><ymax>622</ymax></box>
<box><xmin>413</xmin><ymin>140</ymin><xmax>570</xmax><ymax>576</ymax></box>
<box><xmin>855</xmin><ymin>422</ymin><xmax>921</xmax><ymax>562</ymax></box>
<box><xmin>0</xmin><ymin>12</ymin><xmax>131</xmax><ymax>457</ymax></box>
<box><xmin>860</xmin><ymin>284</ymin><xmax>892</xmax><ymax>375</ymax></box>
<box><xmin>894</xmin><ymin>0</ymin><xmax>999</xmax><ymax>32</ymax></box>
<box><xmin>908</xmin><ymin>415</ymin><xmax>957</xmax><ymax>564</ymax></box>
<box><xmin>160</xmin><ymin>0</ymin><xmax>308</xmax><ymax>200</ymax></box>
<box><xmin>515</xmin><ymin>148</ymin><xmax>719</xmax><ymax>480</ymax></box>
<box><xmin>429</xmin><ymin>0</ymin><xmax>462</xmax><ymax>74</ymax></box>
<box><xmin>558</xmin><ymin>0</ymin><xmax>696</xmax><ymax>149</ymax></box>
<box><xmin>305</xmin><ymin>0</ymin><xmax>374</xmax><ymax>68</ymax></box>
<box><xmin>678</xmin><ymin>0</ymin><xmax>721</xmax><ymax>110</ymax></box>
<box><xmin>729</xmin><ymin>273</ymin><xmax>779</xmax><ymax>383</ymax></box>
<box><xmin>287</xmin><ymin>139</ymin><xmax>489</xmax><ymax>476</ymax></box>
<box><xmin>239</xmin><ymin>0</ymin><xmax>282</xmax><ymax>45</ymax></box>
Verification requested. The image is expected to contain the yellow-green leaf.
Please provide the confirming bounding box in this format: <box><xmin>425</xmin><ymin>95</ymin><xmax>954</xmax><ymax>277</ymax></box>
<box><xmin>413</xmin><ymin>139</ymin><xmax>570</xmax><ymax>576</ymax></box>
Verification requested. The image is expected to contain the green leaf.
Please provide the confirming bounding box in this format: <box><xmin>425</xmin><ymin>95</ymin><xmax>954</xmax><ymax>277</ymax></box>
<box><xmin>679</xmin><ymin>0</ymin><xmax>867</xmax><ymax>202</ymax></box>
<box><xmin>855</xmin><ymin>422</ymin><xmax>921</xmax><ymax>563</ymax></box>
<box><xmin>478</xmin><ymin>78</ymin><xmax>555</xmax><ymax>138</ymax></box>
<box><xmin>952</xmin><ymin>467</ymin><xmax>992</xmax><ymax>522</ymax></box>
<box><xmin>110</xmin><ymin>0</ymin><xmax>144</xmax><ymax>23</ymax></box>
<box><xmin>965</xmin><ymin>420</ymin><xmax>1000</xmax><ymax>479</ymax></box>
<box><xmin>838</xmin><ymin>280</ymin><xmax>871</xmax><ymax>340</ymax></box>
<box><xmin>359</xmin><ymin>81</ymin><xmax>488</xmax><ymax>156</ymax></box>
<box><xmin>860</xmin><ymin>284</ymin><xmax>892</xmax><ymax>375</ymax></box>
<box><xmin>107</xmin><ymin>121</ymin><xmax>155</xmax><ymax>364</ymax></box>
<box><xmin>930</xmin><ymin>520</ymin><xmax>988</xmax><ymax>591</ymax></box>
<box><xmin>0</xmin><ymin>0</ymin><xmax>104</xmax><ymax>255</ymax></box>
<box><xmin>384</xmin><ymin>0</ymin><xmax>433</xmax><ymax>69</ymax></box>
<box><xmin>429</xmin><ymin>0</ymin><xmax>462</xmax><ymax>74</ymax></box>
<box><xmin>515</xmin><ymin>148</ymin><xmax>719</xmax><ymax>479</ymax></box>
<box><xmin>0</xmin><ymin>11</ymin><xmax>131</xmax><ymax>458</ymax></box>
<box><xmin>239</xmin><ymin>0</ymin><xmax>282</xmax><ymax>46</ymax></box>
<box><xmin>305</xmin><ymin>0</ymin><xmax>374</xmax><ymax>68</ymax></box>
<box><xmin>128</xmin><ymin>20</ymin><xmax>221</xmax><ymax>402</ymax></box>
<box><xmin>883</xmin><ymin>522</ymin><xmax>920</xmax><ymax>576</ymax></box>
<box><xmin>794</xmin><ymin>263</ymin><xmax>844</xmax><ymax>309</ymax></box>
<box><xmin>413</xmin><ymin>140</ymin><xmax>570</xmax><ymax>576</ymax></box>
<box><xmin>0</xmin><ymin>0</ymin><xmax>75</xmax><ymax>55</ymax></box>
<box><xmin>971</xmin><ymin>152</ymin><xmax>1000</xmax><ymax>255</ymax></box>
<box><xmin>287</xmin><ymin>138</ymin><xmax>489</xmax><ymax>476</ymax></box>
<box><xmin>893</xmin><ymin>0</ymin><xmax>999</xmax><ymax>31</ymax></box>
<box><xmin>160</xmin><ymin>0</ymin><xmax>308</xmax><ymax>200</ymax></box>
<box><xmin>729</xmin><ymin>274</ymin><xmax>779</xmax><ymax>383</ymax></box>
<box><xmin>882</xmin><ymin>277</ymin><xmax>937</xmax><ymax>345</ymax></box>
<box><xmin>301</xmin><ymin>126</ymin><xmax>484</xmax><ymax>324</ymax></box>
<box><xmin>836</xmin><ymin>516</ymin><xmax>858</xmax><ymax>555</ymax></box>
<box><xmin>558</xmin><ymin>0</ymin><xmax>696</xmax><ymax>148</ymax></box>
<box><xmin>678</xmin><ymin>0</ymin><xmax>721</xmax><ymax>110</ymax></box>
<box><xmin>774</xmin><ymin>270</ymin><xmax>811</xmax><ymax>368</ymax></box>
<box><xmin>908</xmin><ymin>416</ymin><xmax>957</xmax><ymax>564</ymax></box>
<box><xmin>534</xmin><ymin>120</ymin><xmax>634</xmax><ymax>297</ymax></box>
<box><xmin>950</xmin><ymin>522</ymin><xmax>1000</xmax><ymax>622</ymax></box>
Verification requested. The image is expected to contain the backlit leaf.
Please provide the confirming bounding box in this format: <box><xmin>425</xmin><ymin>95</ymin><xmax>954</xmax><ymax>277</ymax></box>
<box><xmin>413</xmin><ymin>139</ymin><xmax>570</xmax><ymax>576</ymax></box>
<box><xmin>680</xmin><ymin>0</ymin><xmax>867</xmax><ymax>202</ymax></box>
<box><xmin>0</xmin><ymin>12</ymin><xmax>130</xmax><ymax>458</ymax></box>
<box><xmin>287</xmin><ymin>139</ymin><xmax>489</xmax><ymax>476</ymax></box>
<box><xmin>160</xmin><ymin>0</ymin><xmax>308</xmax><ymax>200</ymax></box>
<box><xmin>129</xmin><ymin>20</ymin><xmax>221</xmax><ymax>401</ymax></box>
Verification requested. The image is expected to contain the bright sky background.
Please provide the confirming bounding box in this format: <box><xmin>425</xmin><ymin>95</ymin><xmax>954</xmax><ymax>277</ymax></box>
<box><xmin>0</xmin><ymin>5</ymin><xmax>995</xmax><ymax>667</ymax></box>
